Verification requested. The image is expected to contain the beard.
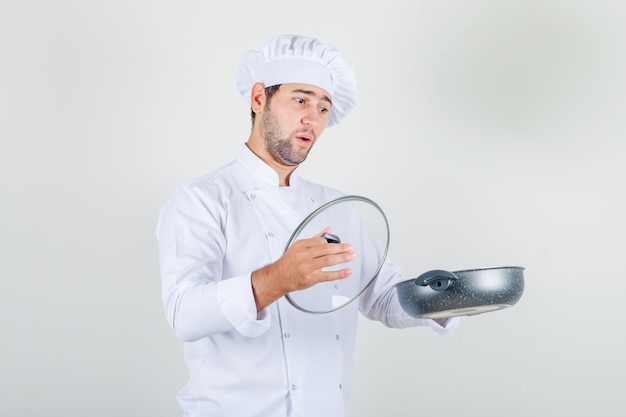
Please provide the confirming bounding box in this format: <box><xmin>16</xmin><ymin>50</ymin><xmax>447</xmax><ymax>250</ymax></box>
<box><xmin>260</xmin><ymin>105</ymin><xmax>315</xmax><ymax>167</ymax></box>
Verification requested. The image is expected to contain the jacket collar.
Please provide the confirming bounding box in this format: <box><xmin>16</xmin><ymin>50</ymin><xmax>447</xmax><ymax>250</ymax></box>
<box><xmin>237</xmin><ymin>144</ymin><xmax>301</xmax><ymax>188</ymax></box>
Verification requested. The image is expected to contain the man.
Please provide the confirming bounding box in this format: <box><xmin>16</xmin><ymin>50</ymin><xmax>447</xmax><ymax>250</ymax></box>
<box><xmin>157</xmin><ymin>34</ymin><xmax>458</xmax><ymax>417</ymax></box>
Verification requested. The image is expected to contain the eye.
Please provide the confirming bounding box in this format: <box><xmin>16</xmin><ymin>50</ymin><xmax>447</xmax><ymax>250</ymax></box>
<box><xmin>294</xmin><ymin>97</ymin><xmax>305</xmax><ymax>105</ymax></box>
<box><xmin>318</xmin><ymin>106</ymin><xmax>329</xmax><ymax>114</ymax></box>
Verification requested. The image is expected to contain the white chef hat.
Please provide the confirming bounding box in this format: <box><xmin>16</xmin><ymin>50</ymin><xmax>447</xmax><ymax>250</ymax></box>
<box><xmin>236</xmin><ymin>34</ymin><xmax>358</xmax><ymax>127</ymax></box>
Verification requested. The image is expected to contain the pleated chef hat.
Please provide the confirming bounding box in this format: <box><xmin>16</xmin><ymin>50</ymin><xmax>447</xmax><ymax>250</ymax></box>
<box><xmin>236</xmin><ymin>34</ymin><xmax>358</xmax><ymax>127</ymax></box>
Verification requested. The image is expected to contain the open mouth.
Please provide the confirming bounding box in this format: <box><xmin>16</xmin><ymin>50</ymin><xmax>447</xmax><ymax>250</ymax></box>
<box><xmin>296</xmin><ymin>135</ymin><xmax>312</xmax><ymax>146</ymax></box>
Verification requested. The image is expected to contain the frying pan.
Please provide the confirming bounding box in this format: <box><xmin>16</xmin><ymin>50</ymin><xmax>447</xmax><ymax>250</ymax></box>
<box><xmin>395</xmin><ymin>266</ymin><xmax>525</xmax><ymax>319</ymax></box>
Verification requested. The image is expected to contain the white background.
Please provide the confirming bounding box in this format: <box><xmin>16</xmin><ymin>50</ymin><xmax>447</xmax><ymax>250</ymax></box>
<box><xmin>1</xmin><ymin>1</ymin><xmax>625</xmax><ymax>416</ymax></box>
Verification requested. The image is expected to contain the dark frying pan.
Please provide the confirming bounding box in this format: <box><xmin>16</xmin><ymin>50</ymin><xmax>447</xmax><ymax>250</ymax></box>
<box><xmin>395</xmin><ymin>266</ymin><xmax>525</xmax><ymax>319</ymax></box>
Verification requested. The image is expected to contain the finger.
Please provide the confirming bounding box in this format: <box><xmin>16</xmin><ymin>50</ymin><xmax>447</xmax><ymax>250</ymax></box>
<box><xmin>312</xmin><ymin>247</ymin><xmax>357</xmax><ymax>271</ymax></box>
<box><xmin>295</xmin><ymin>228</ymin><xmax>335</xmax><ymax>247</ymax></box>
<box><xmin>316</xmin><ymin>267</ymin><xmax>353</xmax><ymax>282</ymax></box>
<box><xmin>315</xmin><ymin>227</ymin><xmax>333</xmax><ymax>238</ymax></box>
<box><xmin>311</xmin><ymin>241</ymin><xmax>355</xmax><ymax>259</ymax></box>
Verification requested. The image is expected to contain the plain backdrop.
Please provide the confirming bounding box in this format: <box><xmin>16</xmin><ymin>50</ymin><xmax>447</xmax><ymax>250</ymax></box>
<box><xmin>1</xmin><ymin>1</ymin><xmax>625</xmax><ymax>416</ymax></box>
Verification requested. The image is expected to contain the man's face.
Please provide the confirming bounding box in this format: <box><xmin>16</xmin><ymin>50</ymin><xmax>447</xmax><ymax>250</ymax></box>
<box><xmin>259</xmin><ymin>83</ymin><xmax>332</xmax><ymax>167</ymax></box>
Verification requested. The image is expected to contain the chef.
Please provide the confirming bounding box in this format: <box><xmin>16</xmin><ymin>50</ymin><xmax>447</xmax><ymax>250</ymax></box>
<box><xmin>157</xmin><ymin>33</ymin><xmax>459</xmax><ymax>417</ymax></box>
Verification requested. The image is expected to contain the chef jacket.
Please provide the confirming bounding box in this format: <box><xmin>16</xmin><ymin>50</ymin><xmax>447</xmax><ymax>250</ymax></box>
<box><xmin>157</xmin><ymin>144</ymin><xmax>458</xmax><ymax>417</ymax></box>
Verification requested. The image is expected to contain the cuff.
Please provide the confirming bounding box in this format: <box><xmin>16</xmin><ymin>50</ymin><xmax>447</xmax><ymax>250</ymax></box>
<box><xmin>217</xmin><ymin>273</ymin><xmax>271</xmax><ymax>337</ymax></box>
<box><xmin>428</xmin><ymin>316</ymin><xmax>460</xmax><ymax>335</ymax></box>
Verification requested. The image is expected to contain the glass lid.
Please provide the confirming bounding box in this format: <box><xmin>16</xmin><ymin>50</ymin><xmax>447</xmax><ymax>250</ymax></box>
<box><xmin>284</xmin><ymin>195</ymin><xmax>390</xmax><ymax>314</ymax></box>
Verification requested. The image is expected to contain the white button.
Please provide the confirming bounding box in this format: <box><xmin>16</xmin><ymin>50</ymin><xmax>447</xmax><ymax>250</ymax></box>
<box><xmin>250</xmin><ymin>193</ymin><xmax>256</xmax><ymax>199</ymax></box>
<box><xmin>291</xmin><ymin>384</ymin><xmax>297</xmax><ymax>390</ymax></box>
<box><xmin>339</xmin><ymin>384</ymin><xmax>342</xmax><ymax>390</ymax></box>
<box><xmin>284</xmin><ymin>333</ymin><xmax>290</xmax><ymax>338</ymax></box>
<box><xmin>336</xmin><ymin>334</ymin><xmax>340</xmax><ymax>340</ymax></box>
<box><xmin>267</xmin><ymin>232</ymin><xmax>274</xmax><ymax>237</ymax></box>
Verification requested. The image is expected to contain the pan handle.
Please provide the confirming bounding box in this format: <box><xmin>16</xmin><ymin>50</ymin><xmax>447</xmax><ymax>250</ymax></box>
<box><xmin>414</xmin><ymin>270</ymin><xmax>458</xmax><ymax>291</ymax></box>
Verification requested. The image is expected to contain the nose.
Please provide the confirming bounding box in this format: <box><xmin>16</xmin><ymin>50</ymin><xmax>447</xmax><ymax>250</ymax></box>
<box><xmin>302</xmin><ymin>108</ymin><xmax>321</xmax><ymax>127</ymax></box>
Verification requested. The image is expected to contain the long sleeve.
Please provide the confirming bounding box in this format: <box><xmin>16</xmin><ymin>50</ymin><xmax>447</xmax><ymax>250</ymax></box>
<box><xmin>157</xmin><ymin>183</ymin><xmax>270</xmax><ymax>342</ymax></box>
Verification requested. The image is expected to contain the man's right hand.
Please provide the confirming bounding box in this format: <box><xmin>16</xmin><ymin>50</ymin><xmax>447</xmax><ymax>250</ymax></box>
<box><xmin>250</xmin><ymin>228</ymin><xmax>356</xmax><ymax>312</ymax></box>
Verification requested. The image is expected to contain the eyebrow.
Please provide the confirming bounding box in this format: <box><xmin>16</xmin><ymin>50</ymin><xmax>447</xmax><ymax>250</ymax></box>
<box><xmin>291</xmin><ymin>88</ymin><xmax>333</xmax><ymax>107</ymax></box>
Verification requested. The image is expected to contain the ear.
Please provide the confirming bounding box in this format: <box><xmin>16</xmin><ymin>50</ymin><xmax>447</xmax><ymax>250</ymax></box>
<box><xmin>250</xmin><ymin>82</ymin><xmax>266</xmax><ymax>114</ymax></box>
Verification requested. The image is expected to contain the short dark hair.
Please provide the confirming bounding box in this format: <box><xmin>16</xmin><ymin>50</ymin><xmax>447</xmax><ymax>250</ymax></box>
<box><xmin>250</xmin><ymin>84</ymin><xmax>281</xmax><ymax>126</ymax></box>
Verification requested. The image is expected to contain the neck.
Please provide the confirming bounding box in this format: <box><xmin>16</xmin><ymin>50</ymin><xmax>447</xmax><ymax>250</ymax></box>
<box><xmin>244</xmin><ymin>142</ymin><xmax>296</xmax><ymax>187</ymax></box>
